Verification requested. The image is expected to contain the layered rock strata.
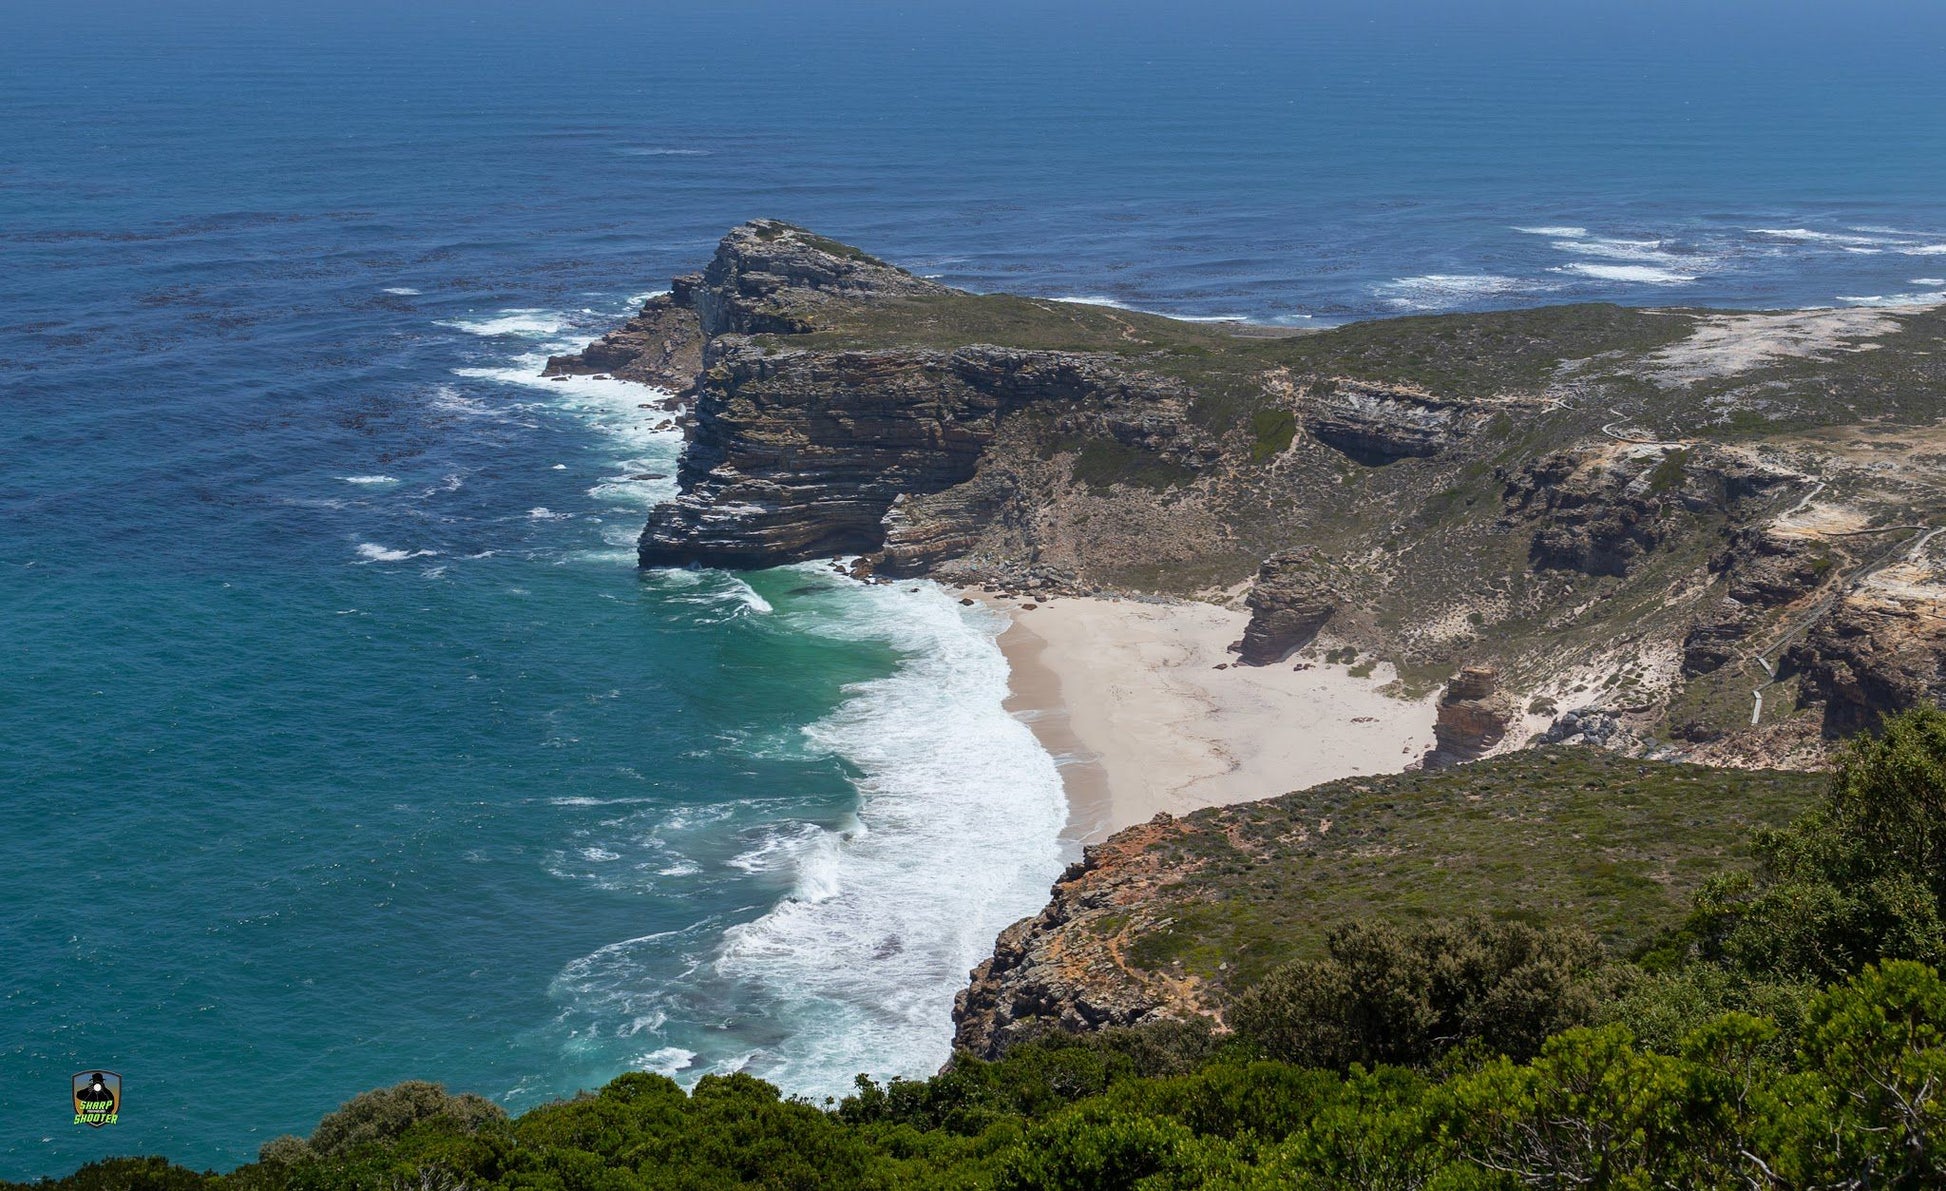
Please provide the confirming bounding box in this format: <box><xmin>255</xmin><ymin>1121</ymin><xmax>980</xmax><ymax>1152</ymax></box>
<box><xmin>565</xmin><ymin>220</ymin><xmax>1946</xmax><ymax>758</ymax></box>
<box><xmin>543</xmin><ymin>292</ymin><xmax>704</xmax><ymax>395</ymax></box>
<box><xmin>1682</xmin><ymin>528</ymin><xmax>1835</xmax><ymax>678</ymax></box>
<box><xmin>1786</xmin><ymin>584</ymin><xmax>1946</xmax><ymax>736</ymax></box>
<box><xmin>636</xmin><ymin>344</ymin><xmax>1210</xmax><ymax>569</ymax></box>
<box><xmin>1302</xmin><ymin>382</ymin><xmax>1478</xmax><ymax>463</ymax></box>
<box><xmin>1503</xmin><ymin>446</ymin><xmax>1789</xmax><ymax>577</ymax></box>
<box><xmin>1426</xmin><ymin>664</ymin><xmax>1515</xmax><ymax>766</ymax></box>
<box><xmin>1236</xmin><ymin>551</ymin><xmax>1338</xmax><ymax>665</ymax></box>
<box><xmin>952</xmin><ymin>815</ymin><xmax>1214</xmax><ymax>1060</ymax></box>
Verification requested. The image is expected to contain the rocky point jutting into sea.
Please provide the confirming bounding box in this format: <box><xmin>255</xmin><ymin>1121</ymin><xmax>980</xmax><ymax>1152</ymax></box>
<box><xmin>554</xmin><ymin>220</ymin><xmax>1946</xmax><ymax>1048</ymax></box>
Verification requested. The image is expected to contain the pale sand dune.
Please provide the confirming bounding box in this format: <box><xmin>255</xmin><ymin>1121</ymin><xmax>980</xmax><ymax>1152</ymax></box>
<box><xmin>975</xmin><ymin>593</ymin><xmax>1441</xmax><ymax>840</ymax></box>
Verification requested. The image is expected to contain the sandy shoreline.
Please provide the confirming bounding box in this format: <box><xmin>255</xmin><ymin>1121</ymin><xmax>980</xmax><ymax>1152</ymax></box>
<box><xmin>975</xmin><ymin>592</ymin><xmax>1441</xmax><ymax>840</ymax></box>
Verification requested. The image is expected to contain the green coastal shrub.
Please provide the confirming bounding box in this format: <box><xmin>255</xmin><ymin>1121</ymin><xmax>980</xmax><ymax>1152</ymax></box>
<box><xmin>1230</xmin><ymin>917</ymin><xmax>1603</xmax><ymax>1070</ymax></box>
<box><xmin>1691</xmin><ymin>707</ymin><xmax>1946</xmax><ymax>983</ymax></box>
<box><xmin>277</xmin><ymin>1080</ymin><xmax>505</xmax><ymax>1163</ymax></box>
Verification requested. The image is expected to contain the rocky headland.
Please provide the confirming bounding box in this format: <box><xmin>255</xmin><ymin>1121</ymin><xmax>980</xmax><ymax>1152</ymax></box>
<box><xmin>576</xmin><ymin>220</ymin><xmax>1946</xmax><ymax>761</ymax></box>
<box><xmin>569</xmin><ymin>220</ymin><xmax>1946</xmax><ymax>1055</ymax></box>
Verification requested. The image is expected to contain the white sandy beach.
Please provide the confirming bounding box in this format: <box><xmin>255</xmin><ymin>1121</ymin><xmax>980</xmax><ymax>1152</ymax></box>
<box><xmin>977</xmin><ymin>593</ymin><xmax>1441</xmax><ymax>840</ymax></box>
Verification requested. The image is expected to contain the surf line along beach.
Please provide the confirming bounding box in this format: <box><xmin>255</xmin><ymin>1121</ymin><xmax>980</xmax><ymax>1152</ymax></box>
<box><xmin>964</xmin><ymin>588</ymin><xmax>1441</xmax><ymax>843</ymax></box>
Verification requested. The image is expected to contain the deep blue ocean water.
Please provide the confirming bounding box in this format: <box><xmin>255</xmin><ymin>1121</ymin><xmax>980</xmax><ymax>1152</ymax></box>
<box><xmin>5</xmin><ymin>0</ymin><xmax>1946</xmax><ymax>1175</ymax></box>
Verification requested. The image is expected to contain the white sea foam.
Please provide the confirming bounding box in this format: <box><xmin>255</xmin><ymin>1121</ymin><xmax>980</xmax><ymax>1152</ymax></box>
<box><xmin>439</xmin><ymin>309</ymin><xmax>575</xmax><ymax>337</ymax></box>
<box><xmin>1514</xmin><ymin>225</ymin><xmax>1588</xmax><ymax>238</ymax></box>
<box><xmin>728</xmin><ymin>578</ymin><xmax>773</xmax><ymax>614</ymax></box>
<box><xmin>703</xmin><ymin>580</ymin><xmax>1069</xmax><ymax>1094</ymax></box>
<box><xmin>1552</xmin><ymin>236</ymin><xmax>1690</xmax><ymax>265</ymax></box>
<box><xmin>382</xmin><ymin>286</ymin><xmax>421</xmax><ymax>296</ymax></box>
<box><xmin>1749</xmin><ymin>227</ymin><xmax>1946</xmax><ymax>258</ymax></box>
<box><xmin>454</xmin><ymin>347</ymin><xmax>684</xmax><ymax>520</ymax></box>
<box><xmin>1052</xmin><ymin>293</ymin><xmax>1139</xmax><ymax>311</ymax></box>
<box><xmin>354</xmin><ymin>543</ymin><xmax>437</xmax><ymax>563</ymax></box>
<box><xmin>1913</xmin><ymin>278</ymin><xmax>1946</xmax><ymax>287</ymax></box>
<box><xmin>618</xmin><ymin>147</ymin><xmax>712</xmax><ymax>157</ymax></box>
<box><xmin>1378</xmin><ymin>273</ymin><xmax>1554</xmax><ymax>311</ymax></box>
<box><xmin>339</xmin><ymin>475</ymin><xmax>400</xmax><ymax>485</ymax></box>
<box><xmin>544</xmin><ymin>580</ymin><xmax>1068</xmax><ymax>1099</ymax></box>
<box><xmin>1750</xmin><ymin>227</ymin><xmax>1890</xmax><ymax>246</ymax></box>
<box><xmin>1554</xmin><ymin>262</ymin><xmax>1698</xmax><ymax>284</ymax></box>
<box><xmin>1837</xmin><ymin>289</ymin><xmax>1946</xmax><ymax>308</ymax></box>
<box><xmin>639</xmin><ymin>1047</ymin><xmax>698</xmax><ymax>1076</ymax></box>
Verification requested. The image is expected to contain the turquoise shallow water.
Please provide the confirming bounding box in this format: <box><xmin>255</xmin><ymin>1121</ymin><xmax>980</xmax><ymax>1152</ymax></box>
<box><xmin>5</xmin><ymin>0</ymin><xmax>1946</xmax><ymax>1177</ymax></box>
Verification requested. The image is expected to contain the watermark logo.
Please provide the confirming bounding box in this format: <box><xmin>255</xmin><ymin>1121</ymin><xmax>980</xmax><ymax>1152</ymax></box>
<box><xmin>72</xmin><ymin>1071</ymin><xmax>120</xmax><ymax>1128</ymax></box>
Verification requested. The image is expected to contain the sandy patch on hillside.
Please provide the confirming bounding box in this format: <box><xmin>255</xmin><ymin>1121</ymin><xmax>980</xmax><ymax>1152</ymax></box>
<box><xmin>1649</xmin><ymin>307</ymin><xmax>1915</xmax><ymax>384</ymax></box>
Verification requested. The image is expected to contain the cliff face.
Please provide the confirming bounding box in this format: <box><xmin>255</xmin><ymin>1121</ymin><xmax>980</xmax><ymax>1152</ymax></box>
<box><xmin>636</xmin><ymin>342</ymin><xmax>1212</xmax><ymax>570</ymax></box>
<box><xmin>952</xmin><ymin>816</ymin><xmax>1217</xmax><ymax>1059</ymax></box>
<box><xmin>1500</xmin><ymin>445</ymin><xmax>1790</xmax><ymax>578</ymax></box>
<box><xmin>544</xmin><ymin>293</ymin><xmax>704</xmax><ymax>395</ymax></box>
<box><xmin>1426</xmin><ymin>664</ymin><xmax>1514</xmax><ymax>766</ymax></box>
<box><xmin>685</xmin><ymin>220</ymin><xmax>948</xmax><ymax>336</ymax></box>
<box><xmin>1302</xmin><ymin>381</ymin><xmax>1479</xmax><ymax>464</ymax></box>
<box><xmin>1787</xmin><ymin>572</ymin><xmax>1946</xmax><ymax>736</ymax></box>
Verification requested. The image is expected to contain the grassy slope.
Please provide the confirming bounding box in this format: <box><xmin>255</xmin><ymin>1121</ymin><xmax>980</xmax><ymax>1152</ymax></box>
<box><xmin>1117</xmin><ymin>749</ymin><xmax>1823</xmax><ymax>992</ymax></box>
<box><xmin>783</xmin><ymin>293</ymin><xmax>1697</xmax><ymax>428</ymax></box>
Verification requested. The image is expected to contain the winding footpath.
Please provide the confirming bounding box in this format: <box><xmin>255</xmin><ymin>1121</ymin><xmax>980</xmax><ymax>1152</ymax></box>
<box><xmin>1744</xmin><ymin>509</ymin><xmax>1934</xmax><ymax>725</ymax></box>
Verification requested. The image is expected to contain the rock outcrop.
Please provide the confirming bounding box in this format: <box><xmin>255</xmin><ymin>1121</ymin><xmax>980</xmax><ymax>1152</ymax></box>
<box><xmin>1426</xmin><ymin>664</ymin><xmax>1514</xmax><ymax>766</ymax></box>
<box><xmin>1539</xmin><ymin>707</ymin><xmax>1629</xmax><ymax>748</ymax></box>
<box><xmin>1503</xmin><ymin>446</ymin><xmax>1790</xmax><ymax>577</ymax></box>
<box><xmin>1236</xmin><ymin>551</ymin><xmax>1337</xmax><ymax>665</ymax></box>
<box><xmin>545</xmin><ymin>218</ymin><xmax>943</xmax><ymax>393</ymax></box>
<box><xmin>1302</xmin><ymin>382</ymin><xmax>1475</xmax><ymax>464</ymax></box>
<box><xmin>1786</xmin><ymin>586</ymin><xmax>1946</xmax><ymax>736</ymax></box>
<box><xmin>684</xmin><ymin>219</ymin><xmax>947</xmax><ymax>336</ymax></box>
<box><xmin>952</xmin><ymin>815</ymin><xmax>1215</xmax><ymax>1060</ymax></box>
<box><xmin>556</xmin><ymin>221</ymin><xmax>1945</xmax><ymax>764</ymax></box>
<box><xmin>1682</xmin><ymin>528</ymin><xmax>1835</xmax><ymax>677</ymax></box>
<box><xmin>543</xmin><ymin>292</ymin><xmax>704</xmax><ymax>395</ymax></box>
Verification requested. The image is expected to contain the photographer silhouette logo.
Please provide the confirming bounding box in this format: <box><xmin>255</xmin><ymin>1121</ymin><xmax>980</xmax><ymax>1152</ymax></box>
<box><xmin>71</xmin><ymin>1071</ymin><xmax>120</xmax><ymax>1128</ymax></box>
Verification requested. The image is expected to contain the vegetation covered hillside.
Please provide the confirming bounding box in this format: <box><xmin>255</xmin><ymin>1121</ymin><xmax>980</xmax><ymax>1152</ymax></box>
<box><xmin>21</xmin><ymin>711</ymin><xmax>1946</xmax><ymax>1190</ymax></box>
<box><xmin>952</xmin><ymin>750</ymin><xmax>1823</xmax><ymax>1056</ymax></box>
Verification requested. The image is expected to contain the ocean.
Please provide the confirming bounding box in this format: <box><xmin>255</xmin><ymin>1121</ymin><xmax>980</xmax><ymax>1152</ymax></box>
<box><xmin>4</xmin><ymin>0</ymin><xmax>1945</xmax><ymax>1176</ymax></box>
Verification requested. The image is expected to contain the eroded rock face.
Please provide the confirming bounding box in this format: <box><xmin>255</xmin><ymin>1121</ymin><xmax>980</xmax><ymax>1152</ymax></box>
<box><xmin>1723</xmin><ymin>528</ymin><xmax>1834</xmax><ymax>607</ymax></box>
<box><xmin>1503</xmin><ymin>451</ymin><xmax>1673</xmax><ymax>576</ymax></box>
<box><xmin>1237</xmin><ymin>551</ymin><xmax>1337</xmax><ymax>665</ymax></box>
<box><xmin>1427</xmin><ymin>664</ymin><xmax>1514</xmax><ymax>767</ymax></box>
<box><xmin>952</xmin><ymin>816</ymin><xmax>1213</xmax><ymax>1060</ymax></box>
<box><xmin>1503</xmin><ymin>446</ymin><xmax>1790</xmax><ymax>577</ymax></box>
<box><xmin>1786</xmin><ymin>589</ymin><xmax>1946</xmax><ymax>736</ymax></box>
<box><xmin>544</xmin><ymin>220</ymin><xmax>944</xmax><ymax>393</ymax></box>
<box><xmin>1682</xmin><ymin>603</ymin><xmax>1759</xmax><ymax>678</ymax></box>
<box><xmin>1681</xmin><ymin>528</ymin><xmax>1834</xmax><ymax>677</ymax></box>
<box><xmin>639</xmin><ymin>343</ymin><xmax>991</xmax><ymax>568</ymax></box>
<box><xmin>542</xmin><ymin>293</ymin><xmax>704</xmax><ymax>395</ymax></box>
<box><xmin>687</xmin><ymin>219</ymin><xmax>947</xmax><ymax>336</ymax></box>
<box><xmin>638</xmin><ymin>342</ymin><xmax>1212</xmax><ymax>570</ymax></box>
<box><xmin>1302</xmin><ymin>382</ymin><xmax>1474</xmax><ymax>464</ymax></box>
